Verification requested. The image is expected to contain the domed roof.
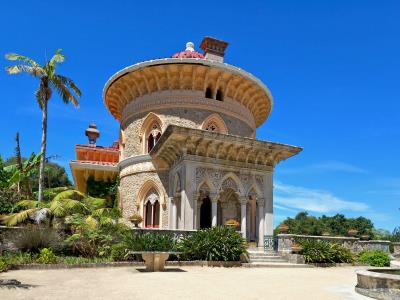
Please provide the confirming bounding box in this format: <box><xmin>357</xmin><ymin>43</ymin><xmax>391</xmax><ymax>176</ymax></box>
<box><xmin>172</xmin><ymin>42</ymin><xmax>205</xmax><ymax>59</ymax></box>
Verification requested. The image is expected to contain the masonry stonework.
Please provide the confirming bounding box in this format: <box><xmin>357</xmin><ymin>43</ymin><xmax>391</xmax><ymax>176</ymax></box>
<box><xmin>71</xmin><ymin>37</ymin><xmax>302</xmax><ymax>248</ymax></box>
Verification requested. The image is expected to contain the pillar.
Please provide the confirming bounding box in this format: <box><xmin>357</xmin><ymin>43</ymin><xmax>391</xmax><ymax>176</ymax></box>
<box><xmin>257</xmin><ymin>198</ymin><xmax>265</xmax><ymax>248</ymax></box>
<box><xmin>264</xmin><ymin>173</ymin><xmax>273</xmax><ymax>236</ymax></box>
<box><xmin>211</xmin><ymin>193</ymin><xmax>218</xmax><ymax>227</ymax></box>
<box><xmin>240</xmin><ymin>196</ymin><xmax>247</xmax><ymax>239</ymax></box>
<box><xmin>171</xmin><ymin>196</ymin><xmax>178</xmax><ymax>229</ymax></box>
<box><xmin>193</xmin><ymin>192</ymin><xmax>199</xmax><ymax>229</ymax></box>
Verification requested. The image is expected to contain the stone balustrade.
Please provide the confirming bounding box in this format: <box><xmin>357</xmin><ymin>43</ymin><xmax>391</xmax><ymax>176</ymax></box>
<box><xmin>393</xmin><ymin>242</ymin><xmax>400</xmax><ymax>257</ymax></box>
<box><xmin>277</xmin><ymin>234</ymin><xmax>391</xmax><ymax>254</ymax></box>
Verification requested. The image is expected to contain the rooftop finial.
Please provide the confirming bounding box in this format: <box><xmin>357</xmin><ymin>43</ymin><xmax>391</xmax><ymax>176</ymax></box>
<box><xmin>186</xmin><ymin>42</ymin><xmax>195</xmax><ymax>52</ymax></box>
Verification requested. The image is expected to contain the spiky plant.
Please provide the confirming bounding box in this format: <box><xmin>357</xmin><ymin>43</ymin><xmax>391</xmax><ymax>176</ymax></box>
<box><xmin>5</xmin><ymin>49</ymin><xmax>81</xmax><ymax>202</ymax></box>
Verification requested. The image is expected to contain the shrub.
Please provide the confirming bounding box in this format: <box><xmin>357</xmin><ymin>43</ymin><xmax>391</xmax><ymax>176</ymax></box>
<box><xmin>178</xmin><ymin>226</ymin><xmax>246</xmax><ymax>261</ymax></box>
<box><xmin>357</xmin><ymin>250</ymin><xmax>390</xmax><ymax>267</ymax></box>
<box><xmin>297</xmin><ymin>239</ymin><xmax>354</xmax><ymax>264</ymax></box>
<box><xmin>0</xmin><ymin>256</ymin><xmax>9</xmax><ymax>272</ymax></box>
<box><xmin>66</xmin><ymin>227</ymin><xmax>114</xmax><ymax>257</ymax></box>
<box><xmin>37</xmin><ymin>248</ymin><xmax>58</xmax><ymax>264</ymax></box>
<box><xmin>6</xmin><ymin>226</ymin><xmax>63</xmax><ymax>253</ymax></box>
<box><xmin>2</xmin><ymin>251</ymin><xmax>37</xmax><ymax>265</ymax></box>
<box><xmin>65</xmin><ymin>221</ymin><xmax>128</xmax><ymax>257</ymax></box>
<box><xmin>110</xmin><ymin>242</ymin><xmax>130</xmax><ymax>261</ymax></box>
<box><xmin>126</xmin><ymin>232</ymin><xmax>176</xmax><ymax>252</ymax></box>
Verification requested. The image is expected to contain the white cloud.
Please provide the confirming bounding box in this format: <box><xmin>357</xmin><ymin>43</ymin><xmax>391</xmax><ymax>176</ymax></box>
<box><xmin>309</xmin><ymin>161</ymin><xmax>367</xmax><ymax>173</ymax></box>
<box><xmin>274</xmin><ymin>182</ymin><xmax>369</xmax><ymax>213</ymax></box>
<box><xmin>280</xmin><ymin>161</ymin><xmax>367</xmax><ymax>174</ymax></box>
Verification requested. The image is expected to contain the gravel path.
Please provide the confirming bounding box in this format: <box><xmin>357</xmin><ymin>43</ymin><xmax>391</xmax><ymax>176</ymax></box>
<box><xmin>0</xmin><ymin>266</ymin><xmax>370</xmax><ymax>300</ymax></box>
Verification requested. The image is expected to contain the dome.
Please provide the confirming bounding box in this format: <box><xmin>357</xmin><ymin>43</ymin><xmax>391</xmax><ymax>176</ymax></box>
<box><xmin>172</xmin><ymin>42</ymin><xmax>205</xmax><ymax>59</ymax></box>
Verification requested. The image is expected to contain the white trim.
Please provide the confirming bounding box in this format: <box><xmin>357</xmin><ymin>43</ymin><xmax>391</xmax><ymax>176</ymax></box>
<box><xmin>69</xmin><ymin>161</ymin><xmax>118</xmax><ymax>172</ymax></box>
<box><xmin>118</xmin><ymin>154</ymin><xmax>152</xmax><ymax>170</ymax></box>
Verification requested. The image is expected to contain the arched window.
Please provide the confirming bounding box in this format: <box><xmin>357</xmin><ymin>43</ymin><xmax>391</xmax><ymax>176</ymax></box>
<box><xmin>147</xmin><ymin>122</ymin><xmax>161</xmax><ymax>153</ymax></box>
<box><xmin>144</xmin><ymin>191</ymin><xmax>160</xmax><ymax>228</ymax></box>
<box><xmin>205</xmin><ymin>121</ymin><xmax>219</xmax><ymax>132</ymax></box>
<box><xmin>201</xmin><ymin>113</ymin><xmax>228</xmax><ymax>134</ymax></box>
<box><xmin>205</xmin><ymin>87</ymin><xmax>213</xmax><ymax>99</ymax></box>
<box><xmin>216</xmin><ymin>89</ymin><xmax>223</xmax><ymax>101</ymax></box>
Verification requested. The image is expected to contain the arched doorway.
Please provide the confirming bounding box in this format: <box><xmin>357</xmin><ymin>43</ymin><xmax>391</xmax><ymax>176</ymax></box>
<box><xmin>217</xmin><ymin>188</ymin><xmax>240</xmax><ymax>226</ymax></box>
<box><xmin>200</xmin><ymin>196</ymin><xmax>212</xmax><ymax>229</ymax></box>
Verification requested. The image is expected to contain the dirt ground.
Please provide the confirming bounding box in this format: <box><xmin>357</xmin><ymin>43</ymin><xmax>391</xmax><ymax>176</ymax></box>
<box><xmin>0</xmin><ymin>266</ymin><xmax>370</xmax><ymax>300</ymax></box>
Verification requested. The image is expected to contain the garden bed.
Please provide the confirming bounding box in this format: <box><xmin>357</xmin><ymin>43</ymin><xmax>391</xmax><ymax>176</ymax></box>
<box><xmin>7</xmin><ymin>260</ymin><xmax>241</xmax><ymax>270</ymax></box>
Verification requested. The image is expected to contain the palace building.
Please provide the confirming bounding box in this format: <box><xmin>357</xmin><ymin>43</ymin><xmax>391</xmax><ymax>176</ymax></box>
<box><xmin>70</xmin><ymin>37</ymin><xmax>302</xmax><ymax>247</ymax></box>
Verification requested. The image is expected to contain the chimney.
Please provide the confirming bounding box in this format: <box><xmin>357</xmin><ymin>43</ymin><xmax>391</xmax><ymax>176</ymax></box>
<box><xmin>199</xmin><ymin>36</ymin><xmax>229</xmax><ymax>63</ymax></box>
<box><xmin>85</xmin><ymin>123</ymin><xmax>100</xmax><ymax>146</ymax></box>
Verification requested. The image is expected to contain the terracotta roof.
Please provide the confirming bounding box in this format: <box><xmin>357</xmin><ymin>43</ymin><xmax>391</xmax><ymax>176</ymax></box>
<box><xmin>172</xmin><ymin>50</ymin><xmax>205</xmax><ymax>59</ymax></box>
<box><xmin>75</xmin><ymin>144</ymin><xmax>119</xmax><ymax>152</ymax></box>
<box><xmin>70</xmin><ymin>160</ymin><xmax>118</xmax><ymax>166</ymax></box>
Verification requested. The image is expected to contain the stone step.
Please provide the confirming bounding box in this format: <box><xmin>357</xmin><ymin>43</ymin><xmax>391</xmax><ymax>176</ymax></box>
<box><xmin>249</xmin><ymin>257</ymin><xmax>289</xmax><ymax>263</ymax></box>
<box><xmin>242</xmin><ymin>262</ymin><xmax>312</xmax><ymax>268</ymax></box>
<box><xmin>248</xmin><ymin>253</ymin><xmax>281</xmax><ymax>257</ymax></box>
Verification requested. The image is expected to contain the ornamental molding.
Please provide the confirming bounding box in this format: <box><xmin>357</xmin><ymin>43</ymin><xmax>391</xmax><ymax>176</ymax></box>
<box><xmin>118</xmin><ymin>154</ymin><xmax>152</xmax><ymax>170</ymax></box>
<box><xmin>121</xmin><ymin>90</ymin><xmax>256</xmax><ymax>129</ymax></box>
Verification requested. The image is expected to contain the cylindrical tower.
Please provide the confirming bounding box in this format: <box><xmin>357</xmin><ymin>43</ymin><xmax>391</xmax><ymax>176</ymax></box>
<box><xmin>103</xmin><ymin>37</ymin><xmax>292</xmax><ymax>232</ymax></box>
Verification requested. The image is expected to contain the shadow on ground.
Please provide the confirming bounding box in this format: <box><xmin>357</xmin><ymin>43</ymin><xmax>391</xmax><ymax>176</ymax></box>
<box><xmin>136</xmin><ymin>268</ymin><xmax>187</xmax><ymax>273</ymax></box>
<box><xmin>0</xmin><ymin>279</ymin><xmax>38</xmax><ymax>289</ymax></box>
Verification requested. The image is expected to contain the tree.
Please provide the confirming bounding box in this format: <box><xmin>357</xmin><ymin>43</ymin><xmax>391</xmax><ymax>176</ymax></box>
<box><xmin>1</xmin><ymin>189</ymin><xmax>119</xmax><ymax>227</ymax></box>
<box><xmin>5</xmin><ymin>49</ymin><xmax>81</xmax><ymax>202</ymax></box>
<box><xmin>276</xmin><ymin>212</ymin><xmax>375</xmax><ymax>237</ymax></box>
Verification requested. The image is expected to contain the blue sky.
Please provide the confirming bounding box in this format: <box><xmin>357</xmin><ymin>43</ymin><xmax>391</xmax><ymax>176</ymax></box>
<box><xmin>0</xmin><ymin>1</ymin><xmax>399</xmax><ymax>231</ymax></box>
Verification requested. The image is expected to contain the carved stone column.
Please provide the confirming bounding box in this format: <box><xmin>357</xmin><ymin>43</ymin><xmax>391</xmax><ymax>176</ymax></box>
<box><xmin>240</xmin><ymin>197</ymin><xmax>247</xmax><ymax>239</ymax></box>
<box><xmin>168</xmin><ymin>197</ymin><xmax>176</xmax><ymax>229</ymax></box>
<box><xmin>171</xmin><ymin>196</ymin><xmax>180</xmax><ymax>230</ymax></box>
<box><xmin>264</xmin><ymin>173</ymin><xmax>273</xmax><ymax>236</ymax></box>
<box><xmin>193</xmin><ymin>192</ymin><xmax>199</xmax><ymax>230</ymax></box>
<box><xmin>257</xmin><ymin>198</ymin><xmax>265</xmax><ymax>248</ymax></box>
<box><xmin>196</xmin><ymin>198</ymin><xmax>203</xmax><ymax>229</ymax></box>
<box><xmin>210</xmin><ymin>193</ymin><xmax>218</xmax><ymax>227</ymax></box>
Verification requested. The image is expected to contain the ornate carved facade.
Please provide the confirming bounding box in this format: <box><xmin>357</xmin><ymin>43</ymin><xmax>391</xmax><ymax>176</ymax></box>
<box><xmin>70</xmin><ymin>37</ymin><xmax>302</xmax><ymax>248</ymax></box>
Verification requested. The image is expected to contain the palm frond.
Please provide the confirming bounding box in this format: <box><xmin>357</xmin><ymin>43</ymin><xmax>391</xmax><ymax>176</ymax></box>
<box><xmin>49</xmin><ymin>49</ymin><xmax>65</xmax><ymax>65</ymax></box>
<box><xmin>50</xmin><ymin>198</ymin><xmax>88</xmax><ymax>217</ymax></box>
<box><xmin>85</xmin><ymin>215</ymin><xmax>98</xmax><ymax>229</ymax></box>
<box><xmin>53</xmin><ymin>189</ymin><xmax>85</xmax><ymax>201</ymax></box>
<box><xmin>5</xmin><ymin>65</ymin><xmax>44</xmax><ymax>76</ymax></box>
<box><xmin>5</xmin><ymin>53</ymin><xmax>40</xmax><ymax>67</ymax></box>
<box><xmin>85</xmin><ymin>197</ymin><xmax>107</xmax><ymax>210</ymax></box>
<box><xmin>16</xmin><ymin>200</ymin><xmax>39</xmax><ymax>208</ymax></box>
<box><xmin>54</xmin><ymin>75</ymin><xmax>81</xmax><ymax>97</ymax></box>
<box><xmin>2</xmin><ymin>208</ymin><xmax>38</xmax><ymax>226</ymax></box>
<box><xmin>92</xmin><ymin>207</ymin><xmax>120</xmax><ymax>218</ymax></box>
<box><xmin>50</xmin><ymin>79</ymin><xmax>79</xmax><ymax>107</ymax></box>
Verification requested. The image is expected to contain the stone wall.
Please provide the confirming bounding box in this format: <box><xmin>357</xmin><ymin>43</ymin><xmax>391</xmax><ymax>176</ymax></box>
<box><xmin>121</xmin><ymin>108</ymin><xmax>254</xmax><ymax>158</ymax></box>
<box><xmin>277</xmin><ymin>234</ymin><xmax>391</xmax><ymax>254</ymax></box>
<box><xmin>119</xmin><ymin>170</ymin><xmax>169</xmax><ymax>229</ymax></box>
<box><xmin>393</xmin><ymin>242</ymin><xmax>400</xmax><ymax>257</ymax></box>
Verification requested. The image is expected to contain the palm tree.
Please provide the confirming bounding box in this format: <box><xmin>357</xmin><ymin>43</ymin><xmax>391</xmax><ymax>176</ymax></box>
<box><xmin>1</xmin><ymin>188</ymin><xmax>119</xmax><ymax>227</ymax></box>
<box><xmin>5</xmin><ymin>49</ymin><xmax>81</xmax><ymax>202</ymax></box>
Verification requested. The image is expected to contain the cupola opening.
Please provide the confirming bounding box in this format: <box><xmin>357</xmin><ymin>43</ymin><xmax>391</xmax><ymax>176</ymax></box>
<box><xmin>205</xmin><ymin>87</ymin><xmax>213</xmax><ymax>99</ymax></box>
<box><xmin>216</xmin><ymin>89</ymin><xmax>223</xmax><ymax>101</ymax></box>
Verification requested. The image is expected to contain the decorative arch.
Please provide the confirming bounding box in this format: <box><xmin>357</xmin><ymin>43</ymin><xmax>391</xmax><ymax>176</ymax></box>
<box><xmin>198</xmin><ymin>181</ymin><xmax>211</xmax><ymax>196</ymax></box>
<box><xmin>137</xmin><ymin>179</ymin><xmax>165</xmax><ymax>206</ymax></box>
<box><xmin>136</xmin><ymin>180</ymin><xmax>165</xmax><ymax>228</ymax></box>
<box><xmin>245</xmin><ymin>182</ymin><xmax>262</xmax><ymax>198</ymax></box>
<box><xmin>201</xmin><ymin>113</ymin><xmax>228</xmax><ymax>134</ymax></box>
<box><xmin>140</xmin><ymin>112</ymin><xmax>163</xmax><ymax>154</ymax></box>
<box><xmin>218</xmin><ymin>172</ymin><xmax>244</xmax><ymax>194</ymax></box>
